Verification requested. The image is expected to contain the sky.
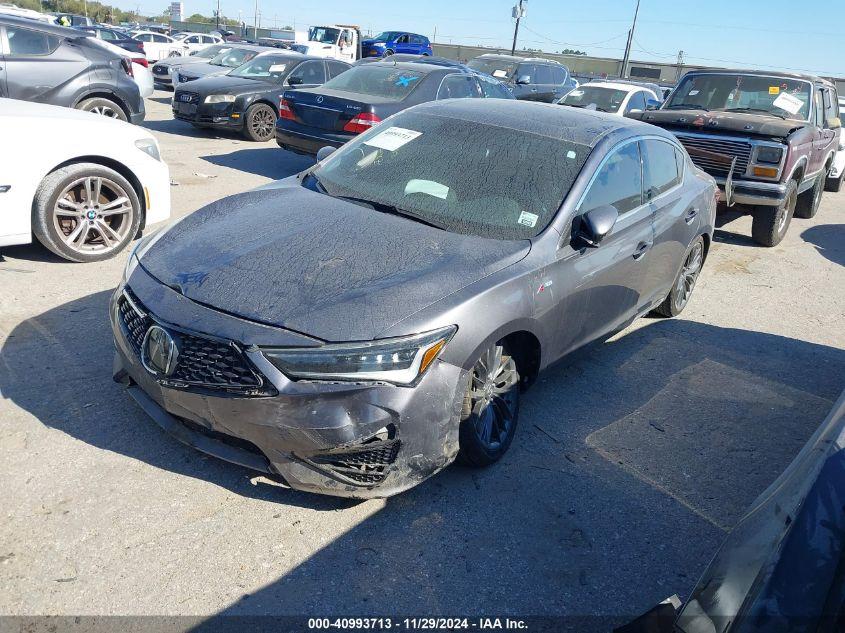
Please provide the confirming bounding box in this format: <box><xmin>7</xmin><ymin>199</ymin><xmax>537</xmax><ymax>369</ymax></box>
<box><xmin>132</xmin><ymin>0</ymin><xmax>844</xmax><ymax>77</ymax></box>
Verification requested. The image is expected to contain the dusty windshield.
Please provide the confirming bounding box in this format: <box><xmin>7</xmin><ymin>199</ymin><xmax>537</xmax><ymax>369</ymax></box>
<box><xmin>667</xmin><ymin>73</ymin><xmax>812</xmax><ymax>121</ymax></box>
<box><xmin>210</xmin><ymin>48</ymin><xmax>258</xmax><ymax>68</ymax></box>
<box><xmin>561</xmin><ymin>86</ymin><xmax>628</xmax><ymax>113</ymax></box>
<box><xmin>310</xmin><ymin>27</ymin><xmax>340</xmax><ymax>44</ymax></box>
<box><xmin>310</xmin><ymin>110</ymin><xmax>590</xmax><ymax>240</ymax></box>
<box><xmin>228</xmin><ymin>55</ymin><xmax>291</xmax><ymax>81</ymax></box>
<box><xmin>196</xmin><ymin>44</ymin><xmax>229</xmax><ymax>59</ymax></box>
<box><xmin>467</xmin><ymin>58</ymin><xmax>517</xmax><ymax>81</ymax></box>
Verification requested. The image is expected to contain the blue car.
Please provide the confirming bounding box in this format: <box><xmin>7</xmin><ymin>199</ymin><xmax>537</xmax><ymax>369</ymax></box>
<box><xmin>361</xmin><ymin>31</ymin><xmax>433</xmax><ymax>58</ymax></box>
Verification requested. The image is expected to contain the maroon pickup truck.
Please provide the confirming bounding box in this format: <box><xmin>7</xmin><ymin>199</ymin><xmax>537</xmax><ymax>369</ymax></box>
<box><xmin>641</xmin><ymin>70</ymin><xmax>841</xmax><ymax>246</ymax></box>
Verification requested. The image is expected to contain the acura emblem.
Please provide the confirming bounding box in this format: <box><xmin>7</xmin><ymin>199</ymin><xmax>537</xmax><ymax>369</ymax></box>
<box><xmin>141</xmin><ymin>325</ymin><xmax>179</xmax><ymax>377</ymax></box>
<box><xmin>316</xmin><ymin>96</ymin><xmax>324</xmax><ymax>104</ymax></box>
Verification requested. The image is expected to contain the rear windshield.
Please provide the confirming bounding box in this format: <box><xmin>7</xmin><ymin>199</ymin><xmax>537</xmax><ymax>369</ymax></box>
<box><xmin>467</xmin><ymin>58</ymin><xmax>517</xmax><ymax>80</ymax></box>
<box><xmin>667</xmin><ymin>73</ymin><xmax>813</xmax><ymax>121</ymax></box>
<box><xmin>311</xmin><ymin>110</ymin><xmax>591</xmax><ymax>240</ymax></box>
<box><xmin>210</xmin><ymin>48</ymin><xmax>257</xmax><ymax>68</ymax></box>
<box><xmin>321</xmin><ymin>66</ymin><xmax>427</xmax><ymax>101</ymax></box>
<box><xmin>561</xmin><ymin>86</ymin><xmax>629</xmax><ymax>113</ymax></box>
<box><xmin>228</xmin><ymin>55</ymin><xmax>292</xmax><ymax>81</ymax></box>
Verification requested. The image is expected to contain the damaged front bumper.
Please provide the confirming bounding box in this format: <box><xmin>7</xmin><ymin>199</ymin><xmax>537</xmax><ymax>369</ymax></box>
<box><xmin>109</xmin><ymin>268</ymin><xmax>466</xmax><ymax>498</ymax></box>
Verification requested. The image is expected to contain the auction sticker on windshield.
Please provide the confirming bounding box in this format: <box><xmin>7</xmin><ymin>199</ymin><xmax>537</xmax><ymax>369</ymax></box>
<box><xmin>364</xmin><ymin>127</ymin><xmax>422</xmax><ymax>151</ymax></box>
<box><xmin>492</xmin><ymin>69</ymin><xmax>508</xmax><ymax>78</ymax></box>
<box><xmin>773</xmin><ymin>91</ymin><xmax>803</xmax><ymax>115</ymax></box>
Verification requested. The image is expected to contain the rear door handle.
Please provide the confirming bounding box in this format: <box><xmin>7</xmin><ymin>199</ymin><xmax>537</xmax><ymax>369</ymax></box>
<box><xmin>633</xmin><ymin>241</ymin><xmax>651</xmax><ymax>260</ymax></box>
<box><xmin>685</xmin><ymin>207</ymin><xmax>698</xmax><ymax>224</ymax></box>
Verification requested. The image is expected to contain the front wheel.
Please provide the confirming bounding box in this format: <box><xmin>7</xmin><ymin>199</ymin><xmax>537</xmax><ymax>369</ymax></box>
<box><xmin>383</xmin><ymin>49</ymin><xmax>395</xmax><ymax>57</ymax></box>
<box><xmin>243</xmin><ymin>103</ymin><xmax>277</xmax><ymax>142</ymax></box>
<box><xmin>457</xmin><ymin>342</ymin><xmax>520</xmax><ymax>467</ymax></box>
<box><xmin>651</xmin><ymin>236</ymin><xmax>704</xmax><ymax>318</ymax></box>
<box><xmin>795</xmin><ymin>173</ymin><xmax>824</xmax><ymax>219</ymax></box>
<box><xmin>751</xmin><ymin>180</ymin><xmax>797</xmax><ymax>247</ymax></box>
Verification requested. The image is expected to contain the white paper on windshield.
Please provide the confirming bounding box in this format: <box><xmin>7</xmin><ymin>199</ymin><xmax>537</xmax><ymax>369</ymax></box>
<box><xmin>492</xmin><ymin>69</ymin><xmax>508</xmax><ymax>78</ymax></box>
<box><xmin>405</xmin><ymin>179</ymin><xmax>449</xmax><ymax>200</ymax></box>
<box><xmin>773</xmin><ymin>92</ymin><xmax>803</xmax><ymax>115</ymax></box>
<box><xmin>518</xmin><ymin>211</ymin><xmax>539</xmax><ymax>228</ymax></box>
<box><xmin>569</xmin><ymin>89</ymin><xmax>585</xmax><ymax>97</ymax></box>
<box><xmin>364</xmin><ymin>126</ymin><xmax>422</xmax><ymax>151</ymax></box>
<box><xmin>268</xmin><ymin>64</ymin><xmax>287</xmax><ymax>73</ymax></box>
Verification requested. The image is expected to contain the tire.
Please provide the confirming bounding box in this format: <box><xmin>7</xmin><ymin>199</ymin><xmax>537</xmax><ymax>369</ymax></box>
<box><xmin>651</xmin><ymin>236</ymin><xmax>705</xmax><ymax>318</ymax></box>
<box><xmin>795</xmin><ymin>173</ymin><xmax>824</xmax><ymax>219</ymax></box>
<box><xmin>32</xmin><ymin>163</ymin><xmax>141</xmax><ymax>263</ymax></box>
<box><xmin>383</xmin><ymin>49</ymin><xmax>395</xmax><ymax>57</ymax></box>
<box><xmin>751</xmin><ymin>180</ymin><xmax>797</xmax><ymax>247</ymax></box>
<box><xmin>457</xmin><ymin>342</ymin><xmax>521</xmax><ymax>467</ymax></box>
<box><xmin>243</xmin><ymin>103</ymin><xmax>277</xmax><ymax>142</ymax></box>
<box><xmin>826</xmin><ymin>173</ymin><xmax>844</xmax><ymax>193</ymax></box>
<box><xmin>76</xmin><ymin>97</ymin><xmax>128</xmax><ymax>122</ymax></box>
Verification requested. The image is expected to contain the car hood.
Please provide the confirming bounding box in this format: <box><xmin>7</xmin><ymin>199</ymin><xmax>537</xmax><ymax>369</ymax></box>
<box><xmin>178</xmin><ymin>62</ymin><xmax>232</xmax><ymax>78</ymax></box>
<box><xmin>156</xmin><ymin>55</ymin><xmax>212</xmax><ymax>68</ymax></box>
<box><xmin>642</xmin><ymin>109</ymin><xmax>810</xmax><ymax>139</ymax></box>
<box><xmin>183</xmin><ymin>74</ymin><xmax>275</xmax><ymax>95</ymax></box>
<box><xmin>139</xmin><ymin>185</ymin><xmax>531</xmax><ymax>342</ymax></box>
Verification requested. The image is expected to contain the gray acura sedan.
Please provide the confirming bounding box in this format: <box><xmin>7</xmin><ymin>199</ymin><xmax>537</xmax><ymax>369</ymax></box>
<box><xmin>112</xmin><ymin>99</ymin><xmax>717</xmax><ymax>498</ymax></box>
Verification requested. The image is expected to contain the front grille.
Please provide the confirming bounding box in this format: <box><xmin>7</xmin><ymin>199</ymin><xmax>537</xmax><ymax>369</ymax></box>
<box><xmin>310</xmin><ymin>438</ymin><xmax>401</xmax><ymax>486</ymax></box>
<box><xmin>175</xmin><ymin>415</ymin><xmax>265</xmax><ymax>456</ymax></box>
<box><xmin>153</xmin><ymin>64</ymin><xmax>167</xmax><ymax>75</ymax></box>
<box><xmin>117</xmin><ymin>289</ymin><xmax>275</xmax><ymax>396</ymax></box>
<box><xmin>674</xmin><ymin>133</ymin><xmax>752</xmax><ymax>179</ymax></box>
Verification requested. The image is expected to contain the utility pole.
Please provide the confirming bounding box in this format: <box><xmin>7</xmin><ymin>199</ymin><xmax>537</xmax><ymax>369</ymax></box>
<box><xmin>432</xmin><ymin>25</ymin><xmax>437</xmax><ymax>44</ymax></box>
<box><xmin>620</xmin><ymin>0</ymin><xmax>641</xmax><ymax>79</ymax></box>
<box><xmin>253</xmin><ymin>0</ymin><xmax>258</xmax><ymax>39</ymax></box>
<box><xmin>675</xmin><ymin>49</ymin><xmax>685</xmax><ymax>82</ymax></box>
<box><xmin>510</xmin><ymin>0</ymin><xmax>526</xmax><ymax>56</ymax></box>
<box><xmin>215</xmin><ymin>0</ymin><xmax>220</xmax><ymax>29</ymax></box>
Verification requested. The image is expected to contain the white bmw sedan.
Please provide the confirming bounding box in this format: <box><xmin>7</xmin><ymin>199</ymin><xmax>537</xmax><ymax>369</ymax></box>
<box><xmin>0</xmin><ymin>99</ymin><xmax>171</xmax><ymax>262</ymax></box>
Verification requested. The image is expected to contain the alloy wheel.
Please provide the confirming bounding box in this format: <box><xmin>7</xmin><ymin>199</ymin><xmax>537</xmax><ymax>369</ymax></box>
<box><xmin>673</xmin><ymin>240</ymin><xmax>704</xmax><ymax>312</ymax></box>
<box><xmin>52</xmin><ymin>176</ymin><xmax>134</xmax><ymax>256</ymax></box>
<box><xmin>89</xmin><ymin>105</ymin><xmax>121</xmax><ymax>118</ymax></box>
<box><xmin>468</xmin><ymin>344</ymin><xmax>519</xmax><ymax>450</ymax></box>
<box><xmin>251</xmin><ymin>109</ymin><xmax>275</xmax><ymax>140</ymax></box>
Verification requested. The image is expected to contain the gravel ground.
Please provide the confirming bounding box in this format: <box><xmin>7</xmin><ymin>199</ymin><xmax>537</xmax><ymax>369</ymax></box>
<box><xmin>1</xmin><ymin>93</ymin><xmax>843</xmax><ymax>628</ymax></box>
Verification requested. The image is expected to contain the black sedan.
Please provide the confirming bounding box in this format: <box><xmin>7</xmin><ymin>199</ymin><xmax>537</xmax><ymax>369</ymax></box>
<box><xmin>173</xmin><ymin>52</ymin><xmax>349</xmax><ymax>141</ymax></box>
<box><xmin>275</xmin><ymin>60</ymin><xmax>514</xmax><ymax>156</ymax></box>
<box><xmin>75</xmin><ymin>25</ymin><xmax>145</xmax><ymax>56</ymax></box>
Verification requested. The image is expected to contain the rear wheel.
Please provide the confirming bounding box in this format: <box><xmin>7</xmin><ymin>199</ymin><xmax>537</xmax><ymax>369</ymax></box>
<box><xmin>651</xmin><ymin>236</ymin><xmax>704</xmax><ymax>318</ymax></box>
<box><xmin>243</xmin><ymin>103</ymin><xmax>277</xmax><ymax>142</ymax></box>
<box><xmin>751</xmin><ymin>180</ymin><xmax>797</xmax><ymax>247</ymax></box>
<box><xmin>827</xmin><ymin>173</ymin><xmax>844</xmax><ymax>193</ymax></box>
<box><xmin>457</xmin><ymin>342</ymin><xmax>520</xmax><ymax>467</ymax></box>
<box><xmin>795</xmin><ymin>173</ymin><xmax>824</xmax><ymax>219</ymax></box>
<box><xmin>76</xmin><ymin>97</ymin><xmax>127</xmax><ymax>122</ymax></box>
<box><xmin>32</xmin><ymin>163</ymin><xmax>141</xmax><ymax>262</ymax></box>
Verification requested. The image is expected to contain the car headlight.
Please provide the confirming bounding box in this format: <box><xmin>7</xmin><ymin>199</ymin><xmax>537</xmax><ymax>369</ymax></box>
<box><xmin>135</xmin><ymin>138</ymin><xmax>161</xmax><ymax>161</ymax></box>
<box><xmin>263</xmin><ymin>325</ymin><xmax>457</xmax><ymax>386</ymax></box>
<box><xmin>755</xmin><ymin>145</ymin><xmax>784</xmax><ymax>165</ymax></box>
<box><xmin>205</xmin><ymin>94</ymin><xmax>236</xmax><ymax>104</ymax></box>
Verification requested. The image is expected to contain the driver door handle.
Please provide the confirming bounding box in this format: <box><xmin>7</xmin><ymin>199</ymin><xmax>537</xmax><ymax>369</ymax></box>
<box><xmin>685</xmin><ymin>207</ymin><xmax>699</xmax><ymax>224</ymax></box>
<box><xmin>633</xmin><ymin>241</ymin><xmax>651</xmax><ymax>260</ymax></box>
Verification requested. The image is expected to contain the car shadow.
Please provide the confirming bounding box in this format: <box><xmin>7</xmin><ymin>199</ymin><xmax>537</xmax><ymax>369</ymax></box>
<box><xmin>0</xmin><ymin>242</ymin><xmax>68</xmax><ymax>264</ymax></box>
<box><xmin>801</xmin><ymin>223</ymin><xmax>845</xmax><ymax>267</ymax></box>
<box><xmin>201</xmin><ymin>148</ymin><xmax>315</xmax><ymax>180</ymax></box>
<box><xmin>147</xmin><ymin>96</ymin><xmax>174</xmax><ymax>105</ymax></box>
<box><xmin>3</xmin><ymin>289</ymin><xmax>844</xmax><ymax>620</ymax></box>
<box><xmin>713</xmin><ymin>207</ymin><xmax>760</xmax><ymax>247</ymax></box>
<box><xmin>141</xmin><ymin>118</ymin><xmax>218</xmax><ymax>138</ymax></box>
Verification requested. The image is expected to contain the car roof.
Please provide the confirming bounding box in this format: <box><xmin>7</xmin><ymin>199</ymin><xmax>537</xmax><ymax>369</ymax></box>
<box><xmin>361</xmin><ymin>60</ymin><xmax>453</xmax><ymax>75</ymax></box>
<box><xmin>409</xmin><ymin>98</ymin><xmax>665</xmax><ymax>147</ymax></box>
<box><xmin>473</xmin><ymin>53</ymin><xmax>564</xmax><ymax>66</ymax></box>
<box><xmin>253</xmin><ymin>50</ymin><xmax>324</xmax><ymax>62</ymax></box>
<box><xmin>582</xmin><ymin>81</ymin><xmax>658</xmax><ymax>95</ymax></box>
<box><xmin>682</xmin><ymin>68</ymin><xmax>826</xmax><ymax>84</ymax></box>
<box><xmin>359</xmin><ymin>54</ymin><xmax>467</xmax><ymax>69</ymax></box>
<box><xmin>0</xmin><ymin>13</ymin><xmax>88</xmax><ymax>36</ymax></box>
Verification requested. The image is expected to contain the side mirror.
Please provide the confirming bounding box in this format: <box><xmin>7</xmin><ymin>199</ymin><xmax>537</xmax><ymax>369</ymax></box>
<box><xmin>577</xmin><ymin>205</ymin><xmax>619</xmax><ymax>247</ymax></box>
<box><xmin>826</xmin><ymin>117</ymin><xmax>842</xmax><ymax>130</ymax></box>
<box><xmin>288</xmin><ymin>76</ymin><xmax>303</xmax><ymax>86</ymax></box>
<box><xmin>316</xmin><ymin>146</ymin><xmax>336</xmax><ymax>161</ymax></box>
<box><xmin>516</xmin><ymin>75</ymin><xmax>531</xmax><ymax>85</ymax></box>
<box><xmin>646</xmin><ymin>98</ymin><xmax>661</xmax><ymax>110</ymax></box>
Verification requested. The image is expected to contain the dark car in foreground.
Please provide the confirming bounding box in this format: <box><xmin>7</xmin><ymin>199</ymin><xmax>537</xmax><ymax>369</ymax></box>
<box><xmin>171</xmin><ymin>44</ymin><xmax>272</xmax><ymax>85</ymax></box>
<box><xmin>173</xmin><ymin>52</ymin><xmax>348</xmax><ymax>141</ymax></box>
<box><xmin>0</xmin><ymin>15</ymin><xmax>144</xmax><ymax>123</ymax></box>
<box><xmin>622</xmin><ymin>389</ymin><xmax>845</xmax><ymax>633</ymax></box>
<box><xmin>467</xmin><ymin>53</ymin><xmax>577</xmax><ymax>102</ymax></box>
<box><xmin>75</xmin><ymin>25</ymin><xmax>145</xmax><ymax>56</ymax></box>
<box><xmin>642</xmin><ymin>70</ymin><xmax>841</xmax><ymax>246</ymax></box>
<box><xmin>275</xmin><ymin>60</ymin><xmax>513</xmax><ymax>155</ymax></box>
<box><xmin>112</xmin><ymin>99</ymin><xmax>716</xmax><ymax>498</ymax></box>
<box><xmin>152</xmin><ymin>43</ymin><xmax>232</xmax><ymax>88</ymax></box>
<box><xmin>361</xmin><ymin>31</ymin><xmax>433</xmax><ymax>58</ymax></box>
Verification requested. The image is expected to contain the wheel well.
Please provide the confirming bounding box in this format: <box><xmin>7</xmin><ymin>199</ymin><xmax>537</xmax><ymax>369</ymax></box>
<box><xmin>252</xmin><ymin>98</ymin><xmax>279</xmax><ymax>115</ymax></box>
<box><xmin>49</xmin><ymin>156</ymin><xmax>147</xmax><ymax>229</ymax></box>
<box><xmin>791</xmin><ymin>163</ymin><xmax>805</xmax><ymax>185</ymax></box>
<box><xmin>701</xmin><ymin>232</ymin><xmax>711</xmax><ymax>262</ymax></box>
<box><xmin>500</xmin><ymin>330</ymin><xmax>541</xmax><ymax>390</ymax></box>
<box><xmin>76</xmin><ymin>92</ymin><xmax>131</xmax><ymax>119</ymax></box>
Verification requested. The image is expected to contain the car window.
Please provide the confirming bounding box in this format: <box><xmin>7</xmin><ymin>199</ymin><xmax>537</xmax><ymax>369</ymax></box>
<box><xmin>814</xmin><ymin>89</ymin><xmax>825</xmax><ymax>127</ymax></box>
<box><xmin>534</xmin><ymin>64</ymin><xmax>554</xmax><ymax>84</ymax></box>
<box><xmin>153</xmin><ymin>34</ymin><xmax>169</xmax><ymax>43</ymax></box>
<box><xmin>478</xmin><ymin>76</ymin><xmax>512</xmax><ymax>99</ymax></box>
<box><xmin>580</xmin><ymin>141</ymin><xmax>643</xmax><ymax>214</ymax></box>
<box><xmin>99</xmin><ymin>29</ymin><xmax>118</xmax><ymax>40</ymax></box>
<box><xmin>288</xmin><ymin>60</ymin><xmax>326</xmax><ymax>85</ymax></box>
<box><xmin>561</xmin><ymin>86</ymin><xmax>628</xmax><ymax>114</ymax></box>
<box><xmin>467</xmin><ymin>58</ymin><xmax>517</xmax><ymax>80</ymax></box>
<box><xmin>437</xmin><ymin>74</ymin><xmax>481</xmax><ymax>99</ymax></box>
<box><xmin>327</xmin><ymin>60</ymin><xmax>350</xmax><ymax>79</ymax></box>
<box><xmin>311</xmin><ymin>109</ymin><xmax>591</xmax><ymax>240</ymax></box>
<box><xmin>202</xmin><ymin>35</ymin><xmax>216</xmax><ymax>43</ymax></box>
<box><xmin>823</xmin><ymin>88</ymin><xmax>838</xmax><ymax>121</ymax></box>
<box><xmin>641</xmin><ymin>139</ymin><xmax>682</xmax><ymax>199</ymax></box>
<box><xmin>396</xmin><ymin>34</ymin><xmax>409</xmax><ymax>44</ymax></box>
<box><xmin>551</xmin><ymin>66</ymin><xmax>567</xmax><ymax>84</ymax></box>
<box><xmin>321</xmin><ymin>66</ymin><xmax>426</xmax><ymax>101</ymax></box>
<box><xmin>6</xmin><ymin>26</ymin><xmax>61</xmax><ymax>56</ymax></box>
<box><xmin>517</xmin><ymin>63</ymin><xmax>537</xmax><ymax>82</ymax></box>
<box><xmin>135</xmin><ymin>33</ymin><xmax>151</xmax><ymax>42</ymax></box>
<box><xmin>211</xmin><ymin>48</ymin><xmax>257</xmax><ymax>67</ymax></box>
<box><xmin>625</xmin><ymin>91</ymin><xmax>647</xmax><ymax>113</ymax></box>
<box><xmin>185</xmin><ymin>35</ymin><xmax>199</xmax><ymax>43</ymax></box>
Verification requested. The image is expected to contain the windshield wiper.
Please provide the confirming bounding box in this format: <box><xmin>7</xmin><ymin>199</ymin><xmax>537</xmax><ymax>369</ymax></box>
<box><xmin>336</xmin><ymin>195</ymin><xmax>447</xmax><ymax>231</ymax></box>
<box><xmin>722</xmin><ymin>107</ymin><xmax>787</xmax><ymax>120</ymax></box>
<box><xmin>665</xmin><ymin>103</ymin><xmax>710</xmax><ymax>111</ymax></box>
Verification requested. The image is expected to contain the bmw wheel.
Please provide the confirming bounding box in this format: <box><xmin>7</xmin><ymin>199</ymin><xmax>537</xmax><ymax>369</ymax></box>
<box><xmin>457</xmin><ymin>342</ymin><xmax>521</xmax><ymax>466</ymax></box>
<box><xmin>32</xmin><ymin>163</ymin><xmax>141</xmax><ymax>263</ymax></box>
